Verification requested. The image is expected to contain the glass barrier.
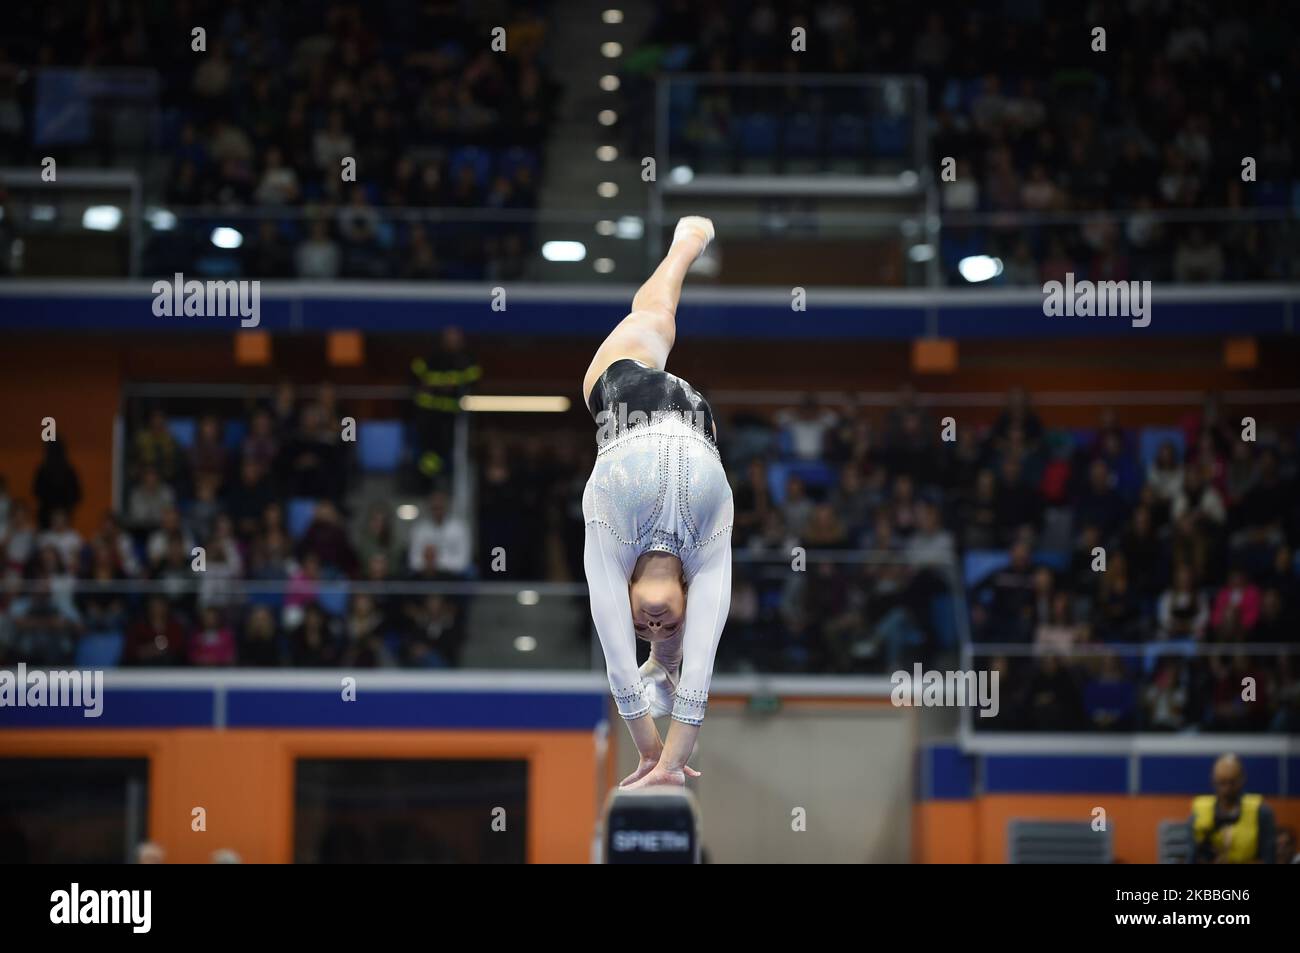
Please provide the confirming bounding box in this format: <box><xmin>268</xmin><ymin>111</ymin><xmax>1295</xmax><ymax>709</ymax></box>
<box><xmin>966</xmin><ymin>644</ymin><xmax>1300</xmax><ymax>734</ymax></box>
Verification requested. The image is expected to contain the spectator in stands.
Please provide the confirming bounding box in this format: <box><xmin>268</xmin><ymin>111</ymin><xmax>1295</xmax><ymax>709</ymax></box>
<box><xmin>405</xmin><ymin>490</ymin><xmax>470</xmax><ymax>576</ymax></box>
<box><xmin>79</xmin><ymin>543</ymin><xmax>128</xmax><ymax>634</ymax></box>
<box><xmin>241</xmin><ymin>409</ymin><xmax>280</xmax><ymax>473</ymax></box>
<box><xmin>133</xmin><ymin>409</ymin><xmax>181</xmax><ymax>484</ymax></box>
<box><xmin>733</xmin><ymin>458</ymin><xmax>774</xmax><ymax>548</ymax></box>
<box><xmin>802</xmin><ymin>503</ymin><xmax>849</xmax><ymax>549</ymax></box>
<box><xmin>356</xmin><ymin>504</ymin><xmax>403</xmax><ymax>578</ymax></box>
<box><xmin>1035</xmin><ymin>590</ymin><xmax>1086</xmax><ymax>652</ymax></box>
<box><xmin>1022</xmin><ymin>654</ymin><xmax>1086</xmax><ymax>730</ymax></box>
<box><xmin>1076</xmin><ymin>458</ymin><xmax>1127</xmax><ymax>542</ymax></box>
<box><xmin>1210</xmin><ymin>567</ymin><xmax>1262</xmax><ymax>639</ymax></box>
<box><xmin>289</xmin><ymin>602</ymin><xmax>340</xmax><ymax>667</ymax></box>
<box><xmin>187</xmin><ymin>475</ymin><xmax>222</xmax><ymax>545</ymax></box>
<box><xmin>777</xmin><ymin>395</ymin><xmax>838</xmax><ymax>461</ymax></box>
<box><xmin>342</xmin><ymin>594</ymin><xmax>395</xmax><ymax>668</ymax></box>
<box><xmin>1092</xmin><ymin>554</ymin><xmax>1144</xmax><ymax>642</ymax></box>
<box><xmin>403</xmin><ymin>593</ymin><xmax>462</xmax><ymax>667</ymax></box>
<box><xmin>146</xmin><ymin>505</ymin><xmax>192</xmax><ymax>568</ymax></box>
<box><xmin>1277</xmin><ymin>828</ymin><xmax>1299</xmax><ymax>864</ymax></box>
<box><xmin>190</xmin><ymin>416</ymin><xmax>229</xmax><ymax>492</ymax></box>
<box><xmin>0</xmin><ymin>475</ymin><xmax>9</xmax><ymax>539</ymax></box>
<box><xmin>8</xmin><ymin>577</ymin><xmax>80</xmax><ymax>666</ymax></box>
<box><xmin>128</xmin><ymin>467</ymin><xmax>176</xmax><ymax>532</ymax></box>
<box><xmin>94</xmin><ymin>512</ymin><xmax>141</xmax><ymax>579</ymax></box>
<box><xmin>37</xmin><ymin>508</ymin><xmax>83</xmax><ymax>572</ymax></box>
<box><xmin>239</xmin><ymin>605</ymin><xmax>283</xmax><ymax>667</ymax></box>
<box><xmin>151</xmin><ymin>536</ymin><xmax>197</xmax><ymax>620</ymax></box>
<box><xmin>994</xmin><ymin>456</ymin><xmax>1041</xmax><ymax>544</ymax></box>
<box><xmin>1173</xmin><ymin>227</ymin><xmax>1226</xmax><ymax>282</ymax></box>
<box><xmin>976</xmin><ymin>540</ymin><xmax>1039</xmax><ymax>642</ymax></box>
<box><xmin>280</xmin><ymin>401</ymin><xmax>346</xmax><ymax>500</ymax></box>
<box><xmin>959</xmin><ymin>468</ymin><xmax>1000</xmax><ymax>551</ymax></box>
<box><xmin>905</xmin><ymin>499</ymin><xmax>955</xmax><ymax>567</ymax></box>
<box><xmin>188</xmin><ymin>606</ymin><xmax>237</xmax><ymax>666</ymax></box>
<box><xmin>296</xmin><ymin>219</ymin><xmax>341</xmax><ymax>279</ymax></box>
<box><xmin>1146</xmin><ymin>440</ymin><xmax>1184</xmax><ymax>514</ymax></box>
<box><xmin>2</xmin><ymin>501</ymin><xmax>35</xmax><ymax>573</ymax></box>
<box><xmin>124</xmin><ymin>595</ymin><xmax>186</xmax><ymax>666</ymax></box>
<box><xmin>298</xmin><ymin>500</ymin><xmax>357</xmax><ymax>576</ymax></box>
<box><xmin>780</xmin><ymin>476</ymin><xmax>815</xmax><ymax>540</ymax></box>
<box><xmin>226</xmin><ymin>459</ymin><xmax>277</xmax><ymax>542</ymax></box>
<box><xmin>1189</xmin><ymin>754</ymin><xmax>1276</xmax><ymax>863</ymax></box>
<box><xmin>32</xmin><ymin>441</ymin><xmax>82</xmax><ymax>528</ymax></box>
<box><xmin>1120</xmin><ymin>505</ymin><xmax>1165</xmax><ymax>598</ymax></box>
<box><xmin>1084</xmin><ymin>652</ymin><xmax>1137</xmax><ymax>731</ymax></box>
<box><xmin>1157</xmin><ymin>564</ymin><xmax>1210</xmax><ymax>641</ymax></box>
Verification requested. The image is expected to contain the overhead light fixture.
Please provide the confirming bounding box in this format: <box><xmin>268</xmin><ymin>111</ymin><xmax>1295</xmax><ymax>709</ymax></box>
<box><xmin>542</xmin><ymin>240</ymin><xmax>586</xmax><ymax>262</ymax></box>
<box><xmin>210</xmin><ymin>226</ymin><xmax>243</xmax><ymax>249</ymax></box>
<box><xmin>82</xmin><ymin>205</ymin><xmax>123</xmax><ymax>231</ymax></box>
<box><xmin>459</xmin><ymin>395</ymin><xmax>572</xmax><ymax>413</ymax></box>
<box><xmin>958</xmin><ymin>255</ymin><xmax>1003</xmax><ymax>283</ymax></box>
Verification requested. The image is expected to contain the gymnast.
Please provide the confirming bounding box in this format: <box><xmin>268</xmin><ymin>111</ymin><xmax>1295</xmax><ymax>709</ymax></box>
<box><xmin>582</xmin><ymin>216</ymin><xmax>733</xmax><ymax>790</ymax></box>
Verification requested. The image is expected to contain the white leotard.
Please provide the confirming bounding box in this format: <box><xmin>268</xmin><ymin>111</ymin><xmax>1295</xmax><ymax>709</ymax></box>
<box><xmin>582</xmin><ymin>412</ymin><xmax>733</xmax><ymax>725</ymax></box>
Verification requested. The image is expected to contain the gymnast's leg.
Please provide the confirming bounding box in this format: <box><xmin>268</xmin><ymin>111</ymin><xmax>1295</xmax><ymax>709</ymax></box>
<box><xmin>581</xmin><ymin>217</ymin><xmax>714</xmax><ymax>407</ymax></box>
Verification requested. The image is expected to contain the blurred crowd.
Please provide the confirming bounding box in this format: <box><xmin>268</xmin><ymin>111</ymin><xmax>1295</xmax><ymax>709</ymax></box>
<box><xmin>0</xmin><ymin>383</ymin><xmax>473</xmax><ymax>670</ymax></box>
<box><xmin>624</xmin><ymin>0</ymin><xmax>1298</xmax><ymax>282</ymax></box>
<box><xmin>2</xmin><ymin>383</ymin><xmax>1299</xmax><ymax>732</ymax></box>
<box><xmin>0</xmin><ymin>0</ymin><xmax>556</xmax><ymax>280</ymax></box>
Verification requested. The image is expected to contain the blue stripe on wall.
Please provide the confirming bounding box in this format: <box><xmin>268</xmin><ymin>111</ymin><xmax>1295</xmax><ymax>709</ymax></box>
<box><xmin>0</xmin><ymin>689</ymin><xmax>213</xmax><ymax>727</ymax></box>
<box><xmin>1139</xmin><ymin>755</ymin><xmax>1282</xmax><ymax>796</ymax></box>
<box><xmin>984</xmin><ymin>755</ymin><xmax>1129</xmax><ymax>794</ymax></box>
<box><xmin>1</xmin><ymin>293</ymin><xmax>1292</xmax><ymax>338</ymax></box>
<box><xmin>920</xmin><ymin>744</ymin><xmax>975</xmax><ymax>800</ymax></box>
<box><xmin>224</xmin><ymin>689</ymin><xmax>607</xmax><ymax>730</ymax></box>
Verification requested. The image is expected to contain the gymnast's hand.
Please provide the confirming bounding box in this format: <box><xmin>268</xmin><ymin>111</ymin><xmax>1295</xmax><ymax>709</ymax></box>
<box><xmin>619</xmin><ymin>740</ymin><xmax>701</xmax><ymax>788</ymax></box>
<box><xmin>621</xmin><ymin>762</ymin><xmax>699</xmax><ymax>790</ymax></box>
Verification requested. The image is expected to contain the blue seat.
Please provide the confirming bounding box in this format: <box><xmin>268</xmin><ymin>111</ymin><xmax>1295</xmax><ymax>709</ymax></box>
<box><xmin>1138</xmin><ymin>427</ymin><xmax>1185</xmax><ymax>473</ymax></box>
<box><xmin>869</xmin><ymin>116</ymin><xmax>908</xmax><ymax>157</ymax></box>
<box><xmin>223</xmin><ymin>418</ymin><xmax>248</xmax><ymax>452</ymax></box>
<box><xmin>317</xmin><ymin>582</ymin><xmax>349</xmax><ymax>617</ymax></box>
<box><xmin>287</xmin><ymin>498</ymin><xmax>318</xmax><ymax>540</ymax></box>
<box><xmin>449</xmin><ymin>146</ymin><xmax>493</xmax><ymax>188</ymax></box>
<box><xmin>783</xmin><ymin>113</ymin><xmax>822</xmax><ymax>159</ymax></box>
<box><xmin>964</xmin><ymin>549</ymin><xmax>1010</xmax><ymax>590</ymax></box>
<box><xmin>358</xmin><ymin>420</ymin><xmax>405</xmax><ymax>472</ymax></box>
<box><xmin>76</xmin><ymin>631</ymin><xmax>125</xmax><ymax>667</ymax></box>
<box><xmin>167</xmin><ymin>417</ymin><xmax>197</xmax><ymax>449</ymax></box>
<box><xmin>930</xmin><ymin>593</ymin><xmax>960</xmax><ymax>651</ymax></box>
<box><xmin>737</xmin><ymin>114</ymin><xmax>778</xmax><ymax>158</ymax></box>
<box><xmin>828</xmin><ymin>114</ymin><xmax>867</xmax><ymax>158</ymax></box>
<box><xmin>767</xmin><ymin>461</ymin><xmax>837</xmax><ymax>505</ymax></box>
<box><xmin>498</xmin><ymin>147</ymin><xmax>539</xmax><ymax>181</ymax></box>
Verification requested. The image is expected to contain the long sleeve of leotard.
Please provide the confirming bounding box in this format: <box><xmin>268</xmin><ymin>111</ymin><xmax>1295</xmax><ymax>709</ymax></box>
<box><xmin>583</xmin><ymin>522</ymin><xmax>649</xmax><ymax>720</ymax></box>
<box><xmin>672</xmin><ymin>529</ymin><xmax>732</xmax><ymax>725</ymax></box>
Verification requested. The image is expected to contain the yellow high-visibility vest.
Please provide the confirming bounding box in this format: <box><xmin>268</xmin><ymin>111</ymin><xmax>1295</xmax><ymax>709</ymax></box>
<box><xmin>1192</xmin><ymin>793</ymin><xmax>1261</xmax><ymax>863</ymax></box>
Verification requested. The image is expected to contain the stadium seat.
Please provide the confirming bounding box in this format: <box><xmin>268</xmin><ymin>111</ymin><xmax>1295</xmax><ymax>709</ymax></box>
<box><xmin>450</xmin><ymin>146</ymin><xmax>493</xmax><ymax>188</ymax></box>
<box><xmin>1157</xmin><ymin>819</ymin><xmax>1193</xmax><ymax>863</ymax></box>
<box><xmin>963</xmin><ymin>549</ymin><xmax>1010</xmax><ymax>589</ymax></box>
<box><xmin>287</xmin><ymin>498</ymin><xmax>318</xmax><ymax>540</ymax></box>
<box><xmin>869</xmin><ymin>116</ymin><xmax>908</xmax><ymax>157</ymax></box>
<box><xmin>75</xmin><ymin>631</ymin><xmax>125</xmax><ymax>668</ymax></box>
<box><xmin>316</xmin><ymin>582</ymin><xmax>349</xmax><ymax>616</ymax></box>
<box><xmin>828</xmin><ymin>114</ymin><xmax>868</xmax><ymax>157</ymax></box>
<box><xmin>1007</xmin><ymin>820</ymin><xmax>1112</xmax><ymax>863</ymax></box>
<box><xmin>783</xmin><ymin>113</ymin><xmax>822</xmax><ymax>160</ymax></box>
<box><xmin>358</xmin><ymin>420</ymin><xmax>405</xmax><ymax>472</ymax></box>
<box><xmin>1138</xmin><ymin>427</ymin><xmax>1185</xmax><ymax>472</ymax></box>
<box><xmin>737</xmin><ymin>114</ymin><xmax>778</xmax><ymax>158</ymax></box>
<box><xmin>167</xmin><ymin>417</ymin><xmax>197</xmax><ymax>449</ymax></box>
<box><xmin>223</xmin><ymin>418</ymin><xmax>248</xmax><ymax>452</ymax></box>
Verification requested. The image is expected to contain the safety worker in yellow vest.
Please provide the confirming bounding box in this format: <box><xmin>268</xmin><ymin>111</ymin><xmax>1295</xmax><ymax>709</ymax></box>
<box><xmin>410</xmin><ymin>325</ymin><xmax>480</xmax><ymax>488</ymax></box>
<box><xmin>1189</xmin><ymin>753</ymin><xmax>1276</xmax><ymax>863</ymax></box>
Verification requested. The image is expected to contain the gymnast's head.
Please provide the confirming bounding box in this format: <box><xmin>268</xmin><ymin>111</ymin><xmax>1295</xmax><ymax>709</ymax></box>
<box><xmin>629</xmin><ymin>551</ymin><xmax>686</xmax><ymax>641</ymax></box>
